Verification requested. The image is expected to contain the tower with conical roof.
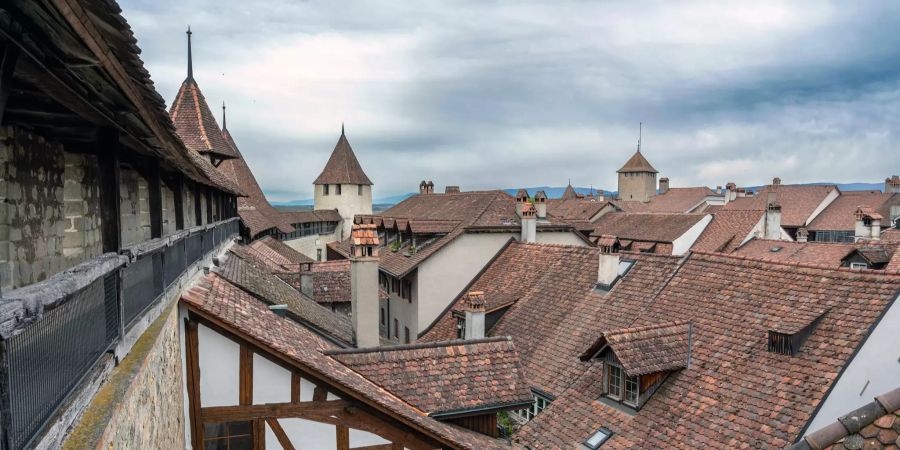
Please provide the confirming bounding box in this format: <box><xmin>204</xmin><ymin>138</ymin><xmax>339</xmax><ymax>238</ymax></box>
<box><xmin>616</xmin><ymin>145</ymin><xmax>658</xmax><ymax>202</ymax></box>
<box><xmin>313</xmin><ymin>126</ymin><xmax>373</xmax><ymax>237</ymax></box>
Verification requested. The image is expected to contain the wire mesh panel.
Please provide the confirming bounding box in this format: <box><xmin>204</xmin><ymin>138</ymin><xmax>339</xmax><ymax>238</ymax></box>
<box><xmin>185</xmin><ymin>233</ymin><xmax>202</xmax><ymax>266</ymax></box>
<box><xmin>3</xmin><ymin>278</ymin><xmax>114</xmax><ymax>450</ymax></box>
<box><xmin>163</xmin><ymin>240</ymin><xmax>186</xmax><ymax>288</ymax></box>
<box><xmin>121</xmin><ymin>255</ymin><xmax>157</xmax><ymax>328</ymax></box>
<box><xmin>202</xmin><ymin>228</ymin><xmax>214</xmax><ymax>254</ymax></box>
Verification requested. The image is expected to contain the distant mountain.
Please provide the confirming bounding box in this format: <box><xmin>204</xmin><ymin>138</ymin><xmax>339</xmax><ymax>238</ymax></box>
<box><xmin>270</xmin><ymin>182</ymin><xmax>887</xmax><ymax>208</ymax></box>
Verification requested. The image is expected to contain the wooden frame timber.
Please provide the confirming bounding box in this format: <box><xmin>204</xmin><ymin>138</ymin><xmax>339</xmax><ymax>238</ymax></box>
<box><xmin>184</xmin><ymin>310</ymin><xmax>449</xmax><ymax>450</ymax></box>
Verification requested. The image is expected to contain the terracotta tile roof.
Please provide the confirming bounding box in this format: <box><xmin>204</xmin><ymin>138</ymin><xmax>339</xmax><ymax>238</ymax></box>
<box><xmin>731</xmin><ymin>239</ymin><xmax>900</xmax><ymax>269</ymax></box>
<box><xmin>515</xmin><ymin>251</ymin><xmax>900</xmax><ymax>449</ymax></box>
<box><xmin>856</xmin><ymin>206</ymin><xmax>884</xmax><ymax>221</ymax></box>
<box><xmin>169</xmin><ymin>78</ymin><xmax>239</xmax><ymax>159</ymax></box>
<box><xmin>589</xmin><ymin>212</ymin><xmax>707</xmax><ymax>244</ymax></box>
<box><xmin>351</xmin><ymin>224</ymin><xmax>380</xmax><ymax>246</ymax></box>
<box><xmin>723</xmin><ymin>185</ymin><xmax>838</xmax><ymax>227</ymax></box>
<box><xmin>691</xmin><ymin>209</ymin><xmax>764</xmax><ymax>253</ymax></box>
<box><xmin>282</xmin><ymin>209</ymin><xmax>342</xmax><ymax>224</ymax></box>
<box><xmin>215</xmin><ymin>255</ymin><xmax>352</xmax><ymax>345</ymax></box>
<box><xmin>583</xmin><ymin>321</ymin><xmax>692</xmax><ymax>377</ymax></box>
<box><xmin>313</xmin><ymin>132</ymin><xmax>373</xmax><ymax>185</ymax></box>
<box><xmin>807</xmin><ymin>191</ymin><xmax>896</xmax><ymax>231</ymax></box>
<box><xmin>547</xmin><ymin>199</ymin><xmax>609</xmax><ymax>221</ymax></box>
<box><xmin>787</xmin><ymin>387</ymin><xmax>900</xmax><ymax>450</ymax></box>
<box><xmin>184</xmin><ymin>150</ymin><xmax>246</xmax><ymax>196</ymax></box>
<box><xmin>180</xmin><ymin>275</ymin><xmax>509</xmax><ymax>449</ymax></box>
<box><xmin>303</xmin><ymin>260</ymin><xmax>389</xmax><ymax>304</ymax></box>
<box><xmin>561</xmin><ymin>184</ymin><xmax>579</xmax><ymax>200</ymax></box>
<box><xmin>326</xmin><ymin>337</ymin><xmax>533</xmax><ymax>416</ymax></box>
<box><xmin>229</xmin><ymin>244</ymin><xmax>294</xmax><ymax>274</ymax></box>
<box><xmin>883</xmin><ymin>230</ymin><xmax>900</xmax><ymax>272</ymax></box>
<box><xmin>611</xmin><ymin>187</ymin><xmax>720</xmax><ymax>214</ymax></box>
<box><xmin>617</xmin><ymin>150</ymin><xmax>658</xmax><ymax>173</ymax></box>
<box><xmin>249</xmin><ymin>236</ymin><xmax>314</xmax><ymax>265</ymax></box>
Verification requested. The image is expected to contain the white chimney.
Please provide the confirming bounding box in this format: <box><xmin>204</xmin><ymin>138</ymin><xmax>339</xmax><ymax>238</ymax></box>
<box><xmin>764</xmin><ymin>191</ymin><xmax>782</xmax><ymax>240</ymax></box>
<box><xmin>520</xmin><ymin>202</ymin><xmax>537</xmax><ymax>243</ymax></box>
<box><xmin>659</xmin><ymin>177</ymin><xmax>670</xmax><ymax>194</ymax></box>
<box><xmin>596</xmin><ymin>235</ymin><xmax>619</xmax><ymax>287</ymax></box>
<box><xmin>463</xmin><ymin>291</ymin><xmax>485</xmax><ymax>340</ymax></box>
<box><xmin>350</xmin><ymin>224</ymin><xmax>380</xmax><ymax>348</ymax></box>
<box><xmin>515</xmin><ymin>189</ymin><xmax>528</xmax><ymax>217</ymax></box>
<box><xmin>796</xmin><ymin>227</ymin><xmax>809</xmax><ymax>243</ymax></box>
<box><xmin>854</xmin><ymin>207</ymin><xmax>882</xmax><ymax>241</ymax></box>
<box><xmin>885</xmin><ymin>175</ymin><xmax>900</xmax><ymax>194</ymax></box>
<box><xmin>725</xmin><ymin>182</ymin><xmax>737</xmax><ymax>203</ymax></box>
<box><xmin>534</xmin><ymin>190</ymin><xmax>548</xmax><ymax>219</ymax></box>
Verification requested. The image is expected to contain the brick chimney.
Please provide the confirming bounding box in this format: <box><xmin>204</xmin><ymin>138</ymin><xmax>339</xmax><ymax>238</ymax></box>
<box><xmin>350</xmin><ymin>224</ymin><xmax>380</xmax><ymax>348</ymax></box>
<box><xmin>854</xmin><ymin>207</ymin><xmax>882</xmax><ymax>241</ymax></box>
<box><xmin>426</xmin><ymin>180</ymin><xmax>434</xmax><ymax>194</ymax></box>
<box><xmin>796</xmin><ymin>227</ymin><xmax>808</xmax><ymax>243</ymax></box>
<box><xmin>659</xmin><ymin>177</ymin><xmax>670</xmax><ymax>194</ymax></box>
<box><xmin>764</xmin><ymin>191</ymin><xmax>782</xmax><ymax>240</ymax></box>
<box><xmin>534</xmin><ymin>190</ymin><xmax>548</xmax><ymax>219</ymax></box>
<box><xmin>885</xmin><ymin>175</ymin><xmax>900</xmax><ymax>194</ymax></box>
<box><xmin>419</xmin><ymin>180</ymin><xmax>428</xmax><ymax>195</ymax></box>
<box><xmin>463</xmin><ymin>291</ymin><xmax>486</xmax><ymax>340</ymax></box>
<box><xmin>520</xmin><ymin>202</ymin><xmax>537</xmax><ymax>243</ymax></box>
<box><xmin>596</xmin><ymin>235</ymin><xmax>619</xmax><ymax>288</ymax></box>
<box><xmin>515</xmin><ymin>189</ymin><xmax>529</xmax><ymax>217</ymax></box>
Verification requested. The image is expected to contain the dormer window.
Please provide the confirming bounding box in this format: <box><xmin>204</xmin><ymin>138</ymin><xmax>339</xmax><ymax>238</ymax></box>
<box><xmin>767</xmin><ymin>306</ymin><xmax>828</xmax><ymax>356</ymax></box>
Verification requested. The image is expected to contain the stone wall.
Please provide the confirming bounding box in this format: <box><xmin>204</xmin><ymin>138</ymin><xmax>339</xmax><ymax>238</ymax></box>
<box><xmin>0</xmin><ymin>127</ymin><xmax>70</xmax><ymax>289</ymax></box>
<box><xmin>183</xmin><ymin>183</ymin><xmax>196</xmax><ymax>228</ymax></box>
<box><xmin>161</xmin><ymin>181</ymin><xmax>176</xmax><ymax>236</ymax></box>
<box><xmin>63</xmin><ymin>152</ymin><xmax>103</xmax><ymax>266</ymax></box>
<box><xmin>283</xmin><ymin>225</ymin><xmax>343</xmax><ymax>262</ymax></box>
<box><xmin>61</xmin><ymin>303</ymin><xmax>185</xmax><ymax>450</ymax></box>
<box><xmin>119</xmin><ymin>167</ymin><xmax>150</xmax><ymax>247</ymax></box>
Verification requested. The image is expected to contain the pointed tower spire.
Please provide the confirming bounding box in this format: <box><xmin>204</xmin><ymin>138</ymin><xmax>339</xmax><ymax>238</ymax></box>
<box><xmin>186</xmin><ymin>26</ymin><xmax>193</xmax><ymax>80</ymax></box>
<box><xmin>222</xmin><ymin>101</ymin><xmax>227</xmax><ymax>130</ymax></box>
<box><xmin>637</xmin><ymin>122</ymin><xmax>642</xmax><ymax>152</ymax></box>
<box><xmin>342</xmin><ymin>122</ymin><xmax>345</xmax><ymax>136</ymax></box>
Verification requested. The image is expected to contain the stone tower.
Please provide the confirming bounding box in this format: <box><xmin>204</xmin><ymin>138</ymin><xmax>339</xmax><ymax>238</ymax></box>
<box><xmin>616</xmin><ymin>149</ymin><xmax>658</xmax><ymax>202</ymax></box>
<box><xmin>313</xmin><ymin>127</ymin><xmax>373</xmax><ymax>238</ymax></box>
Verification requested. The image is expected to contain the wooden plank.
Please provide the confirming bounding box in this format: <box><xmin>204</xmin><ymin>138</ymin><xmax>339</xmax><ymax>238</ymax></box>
<box><xmin>0</xmin><ymin>42</ymin><xmax>20</xmax><ymax>124</ymax></box>
<box><xmin>97</xmin><ymin>128</ymin><xmax>121</xmax><ymax>252</ymax></box>
<box><xmin>199</xmin><ymin>400</ymin><xmax>351</xmax><ymax>422</ymax></box>
<box><xmin>312</xmin><ymin>383</ymin><xmax>328</xmax><ymax>402</ymax></box>
<box><xmin>336</xmin><ymin>425</ymin><xmax>350</xmax><ymax>450</ymax></box>
<box><xmin>239</xmin><ymin>345</ymin><xmax>253</xmax><ymax>405</ymax></box>
<box><xmin>265</xmin><ymin>418</ymin><xmax>296</xmax><ymax>450</ymax></box>
<box><xmin>184</xmin><ymin>319</ymin><xmax>203</xmax><ymax>449</ymax></box>
<box><xmin>254</xmin><ymin>418</ymin><xmax>266</xmax><ymax>450</ymax></box>
<box><xmin>290</xmin><ymin>373</ymin><xmax>301</xmax><ymax>404</ymax></box>
<box><xmin>309</xmin><ymin>408</ymin><xmax>435</xmax><ymax>450</ymax></box>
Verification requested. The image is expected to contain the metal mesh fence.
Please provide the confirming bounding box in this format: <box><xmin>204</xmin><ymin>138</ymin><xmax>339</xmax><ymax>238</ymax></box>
<box><xmin>163</xmin><ymin>241</ymin><xmax>186</xmax><ymax>288</ymax></box>
<box><xmin>2</xmin><ymin>278</ymin><xmax>114</xmax><ymax>450</ymax></box>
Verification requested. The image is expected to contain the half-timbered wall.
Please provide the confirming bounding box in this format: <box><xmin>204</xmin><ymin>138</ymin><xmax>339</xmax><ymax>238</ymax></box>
<box><xmin>180</xmin><ymin>309</ymin><xmax>406</xmax><ymax>449</ymax></box>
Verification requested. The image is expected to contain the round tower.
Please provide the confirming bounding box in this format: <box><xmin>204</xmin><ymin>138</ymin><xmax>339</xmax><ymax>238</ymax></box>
<box><xmin>313</xmin><ymin>127</ymin><xmax>373</xmax><ymax>238</ymax></box>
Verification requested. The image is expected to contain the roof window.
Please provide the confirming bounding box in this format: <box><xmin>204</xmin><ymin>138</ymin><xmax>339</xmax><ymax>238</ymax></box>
<box><xmin>584</xmin><ymin>428</ymin><xmax>613</xmax><ymax>448</ymax></box>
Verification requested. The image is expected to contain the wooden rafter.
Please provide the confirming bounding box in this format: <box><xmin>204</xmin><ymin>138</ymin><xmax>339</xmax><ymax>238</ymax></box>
<box><xmin>265</xmin><ymin>418</ymin><xmax>296</xmax><ymax>450</ymax></box>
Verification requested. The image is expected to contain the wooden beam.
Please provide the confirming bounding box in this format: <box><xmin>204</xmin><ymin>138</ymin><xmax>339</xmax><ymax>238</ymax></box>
<box><xmin>350</xmin><ymin>445</ymin><xmax>395</xmax><ymax>450</ymax></box>
<box><xmin>0</xmin><ymin>42</ymin><xmax>21</xmax><ymax>124</ymax></box>
<box><xmin>239</xmin><ymin>345</ymin><xmax>253</xmax><ymax>405</ymax></box>
<box><xmin>265</xmin><ymin>418</ymin><xmax>296</xmax><ymax>450</ymax></box>
<box><xmin>199</xmin><ymin>400</ymin><xmax>350</xmax><ymax>422</ymax></box>
<box><xmin>205</xmin><ymin>187</ymin><xmax>213</xmax><ymax>225</ymax></box>
<box><xmin>304</xmin><ymin>407</ymin><xmax>436</xmax><ymax>450</ymax></box>
<box><xmin>145</xmin><ymin>158</ymin><xmax>162</xmax><ymax>238</ymax></box>
<box><xmin>193</xmin><ymin>182</ymin><xmax>202</xmax><ymax>225</ymax></box>
<box><xmin>313</xmin><ymin>383</ymin><xmax>328</xmax><ymax>402</ymax></box>
<box><xmin>254</xmin><ymin>419</ymin><xmax>266</xmax><ymax>450</ymax></box>
<box><xmin>336</xmin><ymin>425</ymin><xmax>350</xmax><ymax>450</ymax></box>
<box><xmin>170</xmin><ymin>173</ymin><xmax>184</xmax><ymax>230</ymax></box>
<box><xmin>97</xmin><ymin>128</ymin><xmax>121</xmax><ymax>253</ymax></box>
<box><xmin>184</xmin><ymin>319</ymin><xmax>203</xmax><ymax>449</ymax></box>
<box><xmin>290</xmin><ymin>373</ymin><xmax>301</xmax><ymax>404</ymax></box>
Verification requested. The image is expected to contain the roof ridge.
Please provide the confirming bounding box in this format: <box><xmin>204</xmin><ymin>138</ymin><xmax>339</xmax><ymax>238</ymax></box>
<box><xmin>692</xmin><ymin>250</ymin><xmax>900</xmax><ymax>278</ymax></box>
<box><xmin>605</xmin><ymin>319</ymin><xmax>691</xmax><ymax>337</ymax></box>
<box><xmin>324</xmin><ymin>336</ymin><xmax>513</xmax><ymax>355</ymax></box>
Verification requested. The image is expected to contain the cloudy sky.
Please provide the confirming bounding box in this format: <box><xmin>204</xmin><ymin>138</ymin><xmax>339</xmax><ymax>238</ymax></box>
<box><xmin>120</xmin><ymin>0</ymin><xmax>900</xmax><ymax>201</ymax></box>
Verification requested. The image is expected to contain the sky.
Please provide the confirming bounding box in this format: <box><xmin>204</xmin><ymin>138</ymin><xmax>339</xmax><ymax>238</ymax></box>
<box><xmin>120</xmin><ymin>0</ymin><xmax>900</xmax><ymax>201</ymax></box>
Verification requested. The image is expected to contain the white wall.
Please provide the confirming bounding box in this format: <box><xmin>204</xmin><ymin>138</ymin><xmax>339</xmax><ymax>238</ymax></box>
<box><xmin>672</xmin><ymin>214</ymin><xmax>712</xmax><ymax>255</ymax></box>
<box><xmin>283</xmin><ymin>226</ymin><xmax>342</xmax><ymax>262</ymax></box>
<box><xmin>414</xmin><ymin>233</ymin><xmax>513</xmax><ymax>332</ymax></box>
<box><xmin>805</xmin><ymin>294</ymin><xmax>900</xmax><ymax>433</ymax></box>
<box><xmin>314</xmin><ymin>184</ymin><xmax>372</xmax><ymax>237</ymax></box>
<box><xmin>197</xmin><ymin>323</ymin><xmax>240</xmax><ymax>407</ymax></box>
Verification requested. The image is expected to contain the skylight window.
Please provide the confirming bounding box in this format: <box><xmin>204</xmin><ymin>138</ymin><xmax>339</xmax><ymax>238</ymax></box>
<box><xmin>584</xmin><ymin>428</ymin><xmax>612</xmax><ymax>449</ymax></box>
<box><xmin>769</xmin><ymin>246</ymin><xmax>782</xmax><ymax>253</ymax></box>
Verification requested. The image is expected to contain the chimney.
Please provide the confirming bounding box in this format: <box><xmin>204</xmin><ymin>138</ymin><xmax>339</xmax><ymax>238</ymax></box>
<box><xmin>520</xmin><ymin>202</ymin><xmax>537</xmax><ymax>243</ymax></box>
<box><xmin>534</xmin><ymin>190</ymin><xmax>548</xmax><ymax>219</ymax></box>
<box><xmin>463</xmin><ymin>291</ymin><xmax>486</xmax><ymax>340</ymax></box>
<box><xmin>445</xmin><ymin>185</ymin><xmax>460</xmax><ymax>194</ymax></box>
<box><xmin>419</xmin><ymin>180</ymin><xmax>428</xmax><ymax>195</ymax></box>
<box><xmin>659</xmin><ymin>177</ymin><xmax>670</xmax><ymax>194</ymax></box>
<box><xmin>597</xmin><ymin>189</ymin><xmax>605</xmax><ymax>201</ymax></box>
<box><xmin>854</xmin><ymin>207</ymin><xmax>882</xmax><ymax>241</ymax></box>
<box><xmin>892</xmin><ymin>205</ymin><xmax>900</xmax><ymax>229</ymax></box>
<box><xmin>716</xmin><ymin>185</ymin><xmax>722</xmax><ymax>195</ymax></box>
<box><xmin>764</xmin><ymin>191</ymin><xmax>782</xmax><ymax>240</ymax></box>
<box><xmin>772</xmin><ymin>177</ymin><xmax>782</xmax><ymax>186</ymax></box>
<box><xmin>426</xmin><ymin>180</ymin><xmax>434</xmax><ymax>194</ymax></box>
<box><xmin>796</xmin><ymin>227</ymin><xmax>808</xmax><ymax>243</ymax></box>
<box><xmin>596</xmin><ymin>235</ymin><xmax>619</xmax><ymax>288</ymax></box>
<box><xmin>515</xmin><ymin>189</ymin><xmax>529</xmax><ymax>217</ymax></box>
<box><xmin>725</xmin><ymin>182</ymin><xmax>737</xmax><ymax>202</ymax></box>
<box><xmin>350</xmin><ymin>224</ymin><xmax>380</xmax><ymax>348</ymax></box>
<box><xmin>885</xmin><ymin>175</ymin><xmax>900</xmax><ymax>194</ymax></box>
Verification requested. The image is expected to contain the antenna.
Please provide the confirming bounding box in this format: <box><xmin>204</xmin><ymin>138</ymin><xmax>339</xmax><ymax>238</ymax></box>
<box><xmin>637</xmin><ymin>122</ymin><xmax>642</xmax><ymax>152</ymax></box>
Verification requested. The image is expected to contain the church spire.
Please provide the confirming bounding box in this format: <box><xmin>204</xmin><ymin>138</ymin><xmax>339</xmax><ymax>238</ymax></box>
<box><xmin>186</xmin><ymin>26</ymin><xmax>193</xmax><ymax>80</ymax></box>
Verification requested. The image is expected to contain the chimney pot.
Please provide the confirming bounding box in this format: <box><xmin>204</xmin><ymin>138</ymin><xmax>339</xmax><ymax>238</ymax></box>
<box><xmin>597</xmin><ymin>241</ymin><xmax>620</xmax><ymax>288</ymax></box>
<box><xmin>520</xmin><ymin>202</ymin><xmax>537</xmax><ymax>243</ymax></box>
<box><xmin>534</xmin><ymin>191</ymin><xmax>548</xmax><ymax>218</ymax></box>
<box><xmin>797</xmin><ymin>227</ymin><xmax>808</xmax><ymax>243</ymax></box>
<box><xmin>463</xmin><ymin>291</ymin><xmax>486</xmax><ymax>339</ymax></box>
<box><xmin>773</xmin><ymin>177</ymin><xmax>782</xmax><ymax>186</ymax></box>
<box><xmin>350</xmin><ymin>224</ymin><xmax>381</xmax><ymax>348</ymax></box>
<box><xmin>659</xmin><ymin>177</ymin><xmax>670</xmax><ymax>194</ymax></box>
<box><xmin>885</xmin><ymin>175</ymin><xmax>900</xmax><ymax>193</ymax></box>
